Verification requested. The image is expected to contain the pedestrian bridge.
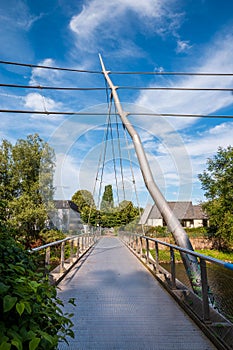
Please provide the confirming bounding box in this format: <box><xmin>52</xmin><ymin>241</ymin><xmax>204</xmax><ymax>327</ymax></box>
<box><xmin>49</xmin><ymin>235</ymin><xmax>233</xmax><ymax>350</ymax></box>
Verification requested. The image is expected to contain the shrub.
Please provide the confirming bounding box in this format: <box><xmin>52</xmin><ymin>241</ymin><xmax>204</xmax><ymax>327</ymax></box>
<box><xmin>0</xmin><ymin>234</ymin><xmax>74</xmax><ymax>350</ymax></box>
<box><xmin>145</xmin><ymin>226</ymin><xmax>168</xmax><ymax>237</ymax></box>
<box><xmin>184</xmin><ymin>227</ymin><xmax>208</xmax><ymax>238</ymax></box>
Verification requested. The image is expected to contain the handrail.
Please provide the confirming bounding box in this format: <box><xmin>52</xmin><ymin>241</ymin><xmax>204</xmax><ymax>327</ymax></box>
<box><xmin>119</xmin><ymin>231</ymin><xmax>233</xmax><ymax>349</ymax></box>
<box><xmin>30</xmin><ymin>237</ymin><xmax>72</xmax><ymax>252</ymax></box>
<box><xmin>30</xmin><ymin>232</ymin><xmax>100</xmax><ymax>283</ymax></box>
<box><xmin>138</xmin><ymin>234</ymin><xmax>233</xmax><ymax>270</ymax></box>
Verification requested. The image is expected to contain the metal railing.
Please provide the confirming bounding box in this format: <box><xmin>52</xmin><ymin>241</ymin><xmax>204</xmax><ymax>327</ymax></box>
<box><xmin>30</xmin><ymin>232</ymin><xmax>99</xmax><ymax>284</ymax></box>
<box><xmin>119</xmin><ymin>231</ymin><xmax>233</xmax><ymax>350</ymax></box>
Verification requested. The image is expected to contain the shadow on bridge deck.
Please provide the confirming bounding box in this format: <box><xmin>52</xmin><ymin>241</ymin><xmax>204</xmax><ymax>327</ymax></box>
<box><xmin>58</xmin><ymin>237</ymin><xmax>216</xmax><ymax>350</ymax></box>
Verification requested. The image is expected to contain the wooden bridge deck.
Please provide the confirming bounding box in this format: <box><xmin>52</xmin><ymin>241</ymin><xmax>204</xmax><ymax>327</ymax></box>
<box><xmin>58</xmin><ymin>237</ymin><xmax>216</xmax><ymax>350</ymax></box>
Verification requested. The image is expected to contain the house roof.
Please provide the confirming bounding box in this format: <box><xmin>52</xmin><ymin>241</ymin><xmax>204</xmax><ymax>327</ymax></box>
<box><xmin>138</xmin><ymin>204</ymin><xmax>153</xmax><ymax>224</ymax></box>
<box><xmin>140</xmin><ymin>201</ymin><xmax>206</xmax><ymax>225</ymax></box>
<box><xmin>193</xmin><ymin>204</ymin><xmax>208</xmax><ymax>219</ymax></box>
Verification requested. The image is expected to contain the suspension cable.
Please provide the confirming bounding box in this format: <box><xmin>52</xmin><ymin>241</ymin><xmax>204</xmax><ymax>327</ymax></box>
<box><xmin>1</xmin><ymin>83</ymin><xmax>233</xmax><ymax>91</ymax></box>
<box><xmin>122</xmin><ymin>116</ymin><xmax>145</xmax><ymax>234</ymax></box>
<box><xmin>1</xmin><ymin>59</ymin><xmax>233</xmax><ymax>76</ymax></box>
<box><xmin>115</xmin><ymin>106</ymin><xmax>126</xmax><ymax>201</ymax></box>
<box><xmin>110</xmin><ymin>71</ymin><xmax>233</xmax><ymax>76</ymax></box>
<box><xmin>0</xmin><ymin>83</ymin><xmax>106</xmax><ymax>90</ymax></box>
<box><xmin>0</xmin><ymin>109</ymin><xmax>233</xmax><ymax>118</ymax></box>
<box><xmin>0</xmin><ymin>60</ymin><xmax>102</xmax><ymax>74</ymax></box>
<box><xmin>96</xmin><ymin>114</ymin><xmax>110</xmax><ymax>210</ymax></box>
<box><xmin>108</xmin><ymin>100</ymin><xmax>120</xmax><ymax>206</ymax></box>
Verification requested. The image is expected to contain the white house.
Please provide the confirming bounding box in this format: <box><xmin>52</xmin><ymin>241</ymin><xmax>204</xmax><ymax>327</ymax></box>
<box><xmin>139</xmin><ymin>201</ymin><xmax>208</xmax><ymax>228</ymax></box>
<box><xmin>49</xmin><ymin>200</ymin><xmax>83</xmax><ymax>233</ymax></box>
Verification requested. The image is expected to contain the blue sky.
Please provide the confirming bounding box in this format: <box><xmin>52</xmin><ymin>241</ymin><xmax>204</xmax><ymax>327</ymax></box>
<box><xmin>0</xmin><ymin>0</ymin><xmax>233</xmax><ymax>208</ymax></box>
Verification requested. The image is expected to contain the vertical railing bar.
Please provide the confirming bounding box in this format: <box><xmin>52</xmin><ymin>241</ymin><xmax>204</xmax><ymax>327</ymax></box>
<box><xmin>146</xmin><ymin>238</ymin><xmax>149</xmax><ymax>263</ymax></box>
<box><xmin>76</xmin><ymin>238</ymin><xmax>80</xmax><ymax>258</ymax></box>
<box><xmin>155</xmin><ymin>241</ymin><xmax>159</xmax><ymax>271</ymax></box>
<box><xmin>136</xmin><ymin>236</ymin><xmax>138</xmax><ymax>254</ymax></box>
<box><xmin>140</xmin><ymin>236</ymin><xmax>143</xmax><ymax>258</ymax></box>
<box><xmin>200</xmin><ymin>258</ymin><xmax>211</xmax><ymax>323</ymax></box>
<box><xmin>45</xmin><ymin>246</ymin><xmax>50</xmax><ymax>274</ymax></box>
<box><xmin>81</xmin><ymin>236</ymin><xmax>84</xmax><ymax>252</ymax></box>
<box><xmin>170</xmin><ymin>247</ymin><xmax>176</xmax><ymax>289</ymax></box>
<box><xmin>60</xmin><ymin>241</ymin><xmax>65</xmax><ymax>273</ymax></box>
<box><xmin>70</xmin><ymin>239</ymin><xmax>74</xmax><ymax>263</ymax></box>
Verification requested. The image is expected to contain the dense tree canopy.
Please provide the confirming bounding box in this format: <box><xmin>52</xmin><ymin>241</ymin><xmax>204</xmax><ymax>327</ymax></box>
<box><xmin>0</xmin><ymin>134</ymin><xmax>55</xmax><ymax>247</ymax></box>
<box><xmin>71</xmin><ymin>189</ymin><xmax>97</xmax><ymax>226</ymax></box>
<box><xmin>100</xmin><ymin>185</ymin><xmax>114</xmax><ymax>211</ymax></box>
<box><xmin>198</xmin><ymin>146</ymin><xmax>233</xmax><ymax>250</ymax></box>
<box><xmin>72</xmin><ymin>186</ymin><xmax>139</xmax><ymax>228</ymax></box>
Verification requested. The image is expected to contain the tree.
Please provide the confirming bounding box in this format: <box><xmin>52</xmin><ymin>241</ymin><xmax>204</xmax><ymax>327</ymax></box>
<box><xmin>72</xmin><ymin>190</ymin><xmax>97</xmax><ymax>225</ymax></box>
<box><xmin>0</xmin><ymin>134</ymin><xmax>55</xmax><ymax>247</ymax></box>
<box><xmin>198</xmin><ymin>146</ymin><xmax>233</xmax><ymax>250</ymax></box>
<box><xmin>0</xmin><ymin>140</ymin><xmax>14</xmax><ymax>221</ymax></box>
<box><xmin>100</xmin><ymin>185</ymin><xmax>114</xmax><ymax>211</ymax></box>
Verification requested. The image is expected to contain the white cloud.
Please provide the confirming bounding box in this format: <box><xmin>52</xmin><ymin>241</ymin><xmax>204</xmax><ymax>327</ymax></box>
<box><xmin>29</xmin><ymin>59</ymin><xmax>61</xmax><ymax>85</ymax></box>
<box><xmin>0</xmin><ymin>0</ymin><xmax>43</xmax><ymax>31</ymax></box>
<box><xmin>186</xmin><ymin>122</ymin><xmax>233</xmax><ymax>158</ymax></box>
<box><xmin>69</xmin><ymin>0</ymin><xmax>180</xmax><ymax>53</ymax></box>
<box><xmin>136</xmin><ymin>32</ymin><xmax>233</xmax><ymax>132</ymax></box>
<box><xmin>24</xmin><ymin>93</ymin><xmax>63</xmax><ymax>111</ymax></box>
<box><xmin>176</xmin><ymin>39</ymin><xmax>192</xmax><ymax>53</ymax></box>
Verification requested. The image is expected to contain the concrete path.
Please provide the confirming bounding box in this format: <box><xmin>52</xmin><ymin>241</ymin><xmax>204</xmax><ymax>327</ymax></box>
<box><xmin>58</xmin><ymin>237</ymin><xmax>216</xmax><ymax>350</ymax></box>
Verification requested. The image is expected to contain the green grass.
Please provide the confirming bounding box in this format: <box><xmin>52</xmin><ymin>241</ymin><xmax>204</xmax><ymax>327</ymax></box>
<box><xmin>196</xmin><ymin>249</ymin><xmax>233</xmax><ymax>262</ymax></box>
<box><xmin>150</xmin><ymin>248</ymin><xmax>233</xmax><ymax>263</ymax></box>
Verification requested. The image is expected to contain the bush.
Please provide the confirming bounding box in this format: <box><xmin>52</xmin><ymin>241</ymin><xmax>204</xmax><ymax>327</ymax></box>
<box><xmin>145</xmin><ymin>226</ymin><xmax>168</xmax><ymax>237</ymax></box>
<box><xmin>0</xmin><ymin>234</ymin><xmax>74</xmax><ymax>350</ymax></box>
<box><xmin>184</xmin><ymin>227</ymin><xmax>208</xmax><ymax>238</ymax></box>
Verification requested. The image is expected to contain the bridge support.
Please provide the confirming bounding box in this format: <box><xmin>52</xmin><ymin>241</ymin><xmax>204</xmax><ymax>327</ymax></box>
<box><xmin>99</xmin><ymin>55</ymin><xmax>201</xmax><ymax>295</ymax></box>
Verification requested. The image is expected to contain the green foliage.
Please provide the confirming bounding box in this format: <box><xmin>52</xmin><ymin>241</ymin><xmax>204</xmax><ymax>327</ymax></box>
<box><xmin>100</xmin><ymin>185</ymin><xmax>114</xmax><ymax>211</ymax></box>
<box><xmin>39</xmin><ymin>229</ymin><xmax>66</xmax><ymax>245</ymax></box>
<box><xmin>72</xmin><ymin>190</ymin><xmax>97</xmax><ymax>225</ymax></box>
<box><xmin>198</xmin><ymin>146</ymin><xmax>233</xmax><ymax>250</ymax></box>
<box><xmin>184</xmin><ymin>227</ymin><xmax>208</xmax><ymax>238</ymax></box>
<box><xmin>144</xmin><ymin>225</ymin><xmax>169</xmax><ymax>237</ymax></box>
<box><xmin>99</xmin><ymin>200</ymin><xmax>139</xmax><ymax>228</ymax></box>
<box><xmin>0</xmin><ymin>234</ymin><xmax>74</xmax><ymax>350</ymax></box>
<box><xmin>72</xmin><ymin>187</ymin><xmax>139</xmax><ymax>228</ymax></box>
<box><xmin>0</xmin><ymin>134</ymin><xmax>55</xmax><ymax>248</ymax></box>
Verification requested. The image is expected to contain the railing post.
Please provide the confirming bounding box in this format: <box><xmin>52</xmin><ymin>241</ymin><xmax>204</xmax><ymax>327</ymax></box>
<box><xmin>136</xmin><ymin>236</ymin><xmax>139</xmax><ymax>254</ymax></box>
<box><xmin>170</xmin><ymin>247</ymin><xmax>176</xmax><ymax>289</ymax></box>
<box><xmin>140</xmin><ymin>236</ymin><xmax>143</xmax><ymax>257</ymax></box>
<box><xmin>81</xmin><ymin>236</ymin><xmax>84</xmax><ymax>252</ymax></box>
<box><xmin>76</xmin><ymin>238</ymin><xmax>80</xmax><ymax>258</ymax></box>
<box><xmin>45</xmin><ymin>246</ymin><xmax>50</xmax><ymax>274</ymax></box>
<box><xmin>146</xmin><ymin>238</ymin><xmax>149</xmax><ymax>263</ymax></box>
<box><xmin>60</xmin><ymin>241</ymin><xmax>65</xmax><ymax>273</ymax></box>
<box><xmin>200</xmin><ymin>258</ymin><xmax>211</xmax><ymax>323</ymax></box>
<box><xmin>155</xmin><ymin>241</ymin><xmax>159</xmax><ymax>271</ymax></box>
<box><xmin>70</xmin><ymin>239</ymin><xmax>74</xmax><ymax>263</ymax></box>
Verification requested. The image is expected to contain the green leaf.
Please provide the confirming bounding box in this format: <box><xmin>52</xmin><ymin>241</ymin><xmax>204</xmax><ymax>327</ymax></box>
<box><xmin>29</xmin><ymin>337</ymin><xmax>41</xmax><ymax>350</ymax></box>
<box><xmin>3</xmin><ymin>295</ymin><xmax>17</xmax><ymax>312</ymax></box>
<box><xmin>29</xmin><ymin>281</ymin><xmax>39</xmax><ymax>293</ymax></box>
<box><xmin>11</xmin><ymin>339</ymin><xmax>22</xmax><ymax>350</ymax></box>
<box><xmin>41</xmin><ymin>332</ymin><xmax>54</xmax><ymax>344</ymax></box>
<box><xmin>24</xmin><ymin>301</ymin><xmax>32</xmax><ymax>314</ymax></box>
<box><xmin>0</xmin><ymin>282</ymin><xmax>10</xmax><ymax>294</ymax></box>
<box><xmin>26</xmin><ymin>330</ymin><xmax>36</xmax><ymax>340</ymax></box>
<box><xmin>0</xmin><ymin>342</ymin><xmax>11</xmax><ymax>350</ymax></box>
<box><xmin>16</xmin><ymin>302</ymin><xmax>25</xmax><ymax>316</ymax></box>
